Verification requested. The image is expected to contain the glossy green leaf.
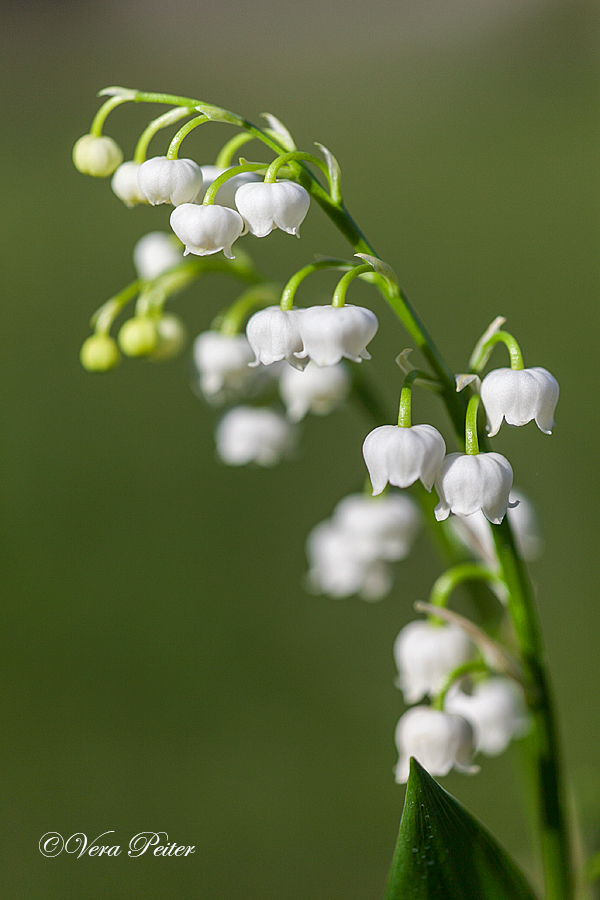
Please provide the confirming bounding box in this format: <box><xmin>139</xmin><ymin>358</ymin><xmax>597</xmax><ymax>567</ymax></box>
<box><xmin>384</xmin><ymin>759</ymin><xmax>538</xmax><ymax>900</ymax></box>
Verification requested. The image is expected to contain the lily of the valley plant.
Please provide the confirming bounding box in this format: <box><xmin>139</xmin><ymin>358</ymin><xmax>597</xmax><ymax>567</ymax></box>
<box><xmin>74</xmin><ymin>87</ymin><xmax>578</xmax><ymax>900</ymax></box>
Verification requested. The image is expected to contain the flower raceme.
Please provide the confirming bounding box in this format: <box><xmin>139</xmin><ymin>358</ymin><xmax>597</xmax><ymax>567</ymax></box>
<box><xmin>480</xmin><ymin>366</ymin><xmax>559</xmax><ymax>437</ymax></box>
<box><xmin>394</xmin><ymin>707</ymin><xmax>478</xmax><ymax>784</ymax></box>
<box><xmin>234</xmin><ymin>181</ymin><xmax>310</xmax><ymax>237</ymax></box>
<box><xmin>362</xmin><ymin>424</ymin><xmax>446</xmax><ymax>494</ymax></box>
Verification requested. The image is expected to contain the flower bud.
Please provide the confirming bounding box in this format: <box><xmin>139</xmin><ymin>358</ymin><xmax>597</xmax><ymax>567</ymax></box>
<box><xmin>137</xmin><ymin>156</ymin><xmax>203</xmax><ymax>206</ymax></box>
<box><xmin>111</xmin><ymin>161</ymin><xmax>148</xmax><ymax>207</ymax></box>
<box><xmin>296</xmin><ymin>304</ymin><xmax>378</xmax><ymax>366</ymax></box>
<box><xmin>394</xmin><ymin>707</ymin><xmax>478</xmax><ymax>784</ymax></box>
<box><xmin>149</xmin><ymin>315</ymin><xmax>186</xmax><ymax>361</ymax></box>
<box><xmin>235</xmin><ymin>181</ymin><xmax>310</xmax><ymax>237</ymax></box>
<box><xmin>480</xmin><ymin>366</ymin><xmax>559</xmax><ymax>437</ymax></box>
<box><xmin>73</xmin><ymin>134</ymin><xmax>123</xmax><ymax>177</ymax></box>
<box><xmin>118</xmin><ymin>317</ymin><xmax>159</xmax><ymax>357</ymax></box>
<box><xmin>80</xmin><ymin>334</ymin><xmax>120</xmax><ymax>371</ymax></box>
<box><xmin>133</xmin><ymin>232</ymin><xmax>183</xmax><ymax>281</ymax></box>
<box><xmin>169</xmin><ymin>204</ymin><xmax>244</xmax><ymax>259</ymax></box>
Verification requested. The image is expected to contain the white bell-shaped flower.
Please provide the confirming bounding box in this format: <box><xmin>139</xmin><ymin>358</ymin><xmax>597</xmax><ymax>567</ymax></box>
<box><xmin>434</xmin><ymin>452</ymin><xmax>514</xmax><ymax>525</ymax></box>
<box><xmin>449</xmin><ymin>489</ymin><xmax>544</xmax><ymax>566</ymax></box>
<box><xmin>133</xmin><ymin>232</ymin><xmax>183</xmax><ymax>281</ymax></box>
<box><xmin>394</xmin><ymin>707</ymin><xmax>478</xmax><ymax>784</ymax></box>
<box><xmin>246</xmin><ymin>306</ymin><xmax>307</xmax><ymax>371</ymax></box>
<box><xmin>363</xmin><ymin>424</ymin><xmax>446</xmax><ymax>494</ymax></box>
<box><xmin>192</xmin><ymin>331</ymin><xmax>255</xmax><ymax>400</ymax></box>
<box><xmin>444</xmin><ymin>678</ymin><xmax>530</xmax><ymax>756</ymax></box>
<box><xmin>197</xmin><ymin>166</ymin><xmax>260</xmax><ymax>208</ymax></box>
<box><xmin>137</xmin><ymin>156</ymin><xmax>203</xmax><ymax>206</ymax></box>
<box><xmin>480</xmin><ymin>367</ymin><xmax>559</xmax><ymax>436</ymax></box>
<box><xmin>393</xmin><ymin>620</ymin><xmax>474</xmax><ymax>705</ymax></box>
<box><xmin>235</xmin><ymin>181</ymin><xmax>310</xmax><ymax>237</ymax></box>
<box><xmin>279</xmin><ymin>361</ymin><xmax>350</xmax><ymax>421</ymax></box>
<box><xmin>331</xmin><ymin>493</ymin><xmax>422</xmax><ymax>562</ymax></box>
<box><xmin>305</xmin><ymin>520</ymin><xmax>393</xmax><ymax>601</ymax></box>
<box><xmin>295</xmin><ymin>304</ymin><xmax>378</xmax><ymax>367</ymax></box>
<box><xmin>73</xmin><ymin>134</ymin><xmax>123</xmax><ymax>177</ymax></box>
<box><xmin>170</xmin><ymin>204</ymin><xmax>244</xmax><ymax>259</ymax></box>
<box><xmin>215</xmin><ymin>406</ymin><xmax>296</xmax><ymax>467</ymax></box>
<box><xmin>111</xmin><ymin>161</ymin><xmax>148</xmax><ymax>207</ymax></box>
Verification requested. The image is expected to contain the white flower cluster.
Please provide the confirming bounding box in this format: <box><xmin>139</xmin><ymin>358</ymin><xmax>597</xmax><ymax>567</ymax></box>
<box><xmin>392</xmin><ymin>617</ymin><xmax>530</xmax><ymax>782</ymax></box>
<box><xmin>306</xmin><ymin>493</ymin><xmax>422</xmax><ymax>601</ymax></box>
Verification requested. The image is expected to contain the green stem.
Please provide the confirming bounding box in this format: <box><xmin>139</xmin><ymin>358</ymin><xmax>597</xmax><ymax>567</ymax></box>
<box><xmin>264</xmin><ymin>150</ymin><xmax>331</xmax><ymax>188</ymax></box>
<box><xmin>465</xmin><ymin>394</ymin><xmax>481</xmax><ymax>455</ymax></box>
<box><xmin>279</xmin><ymin>259</ymin><xmax>352</xmax><ymax>311</ymax></box>
<box><xmin>133</xmin><ymin>107</ymin><xmax>194</xmax><ymax>164</ymax></box>
<box><xmin>215</xmin><ymin>131</ymin><xmax>255</xmax><ymax>168</ymax></box>
<box><xmin>167</xmin><ymin>114</ymin><xmax>209</xmax><ymax>159</ymax></box>
<box><xmin>215</xmin><ymin>283</ymin><xmax>281</xmax><ymax>335</ymax></box>
<box><xmin>470</xmin><ymin>330</ymin><xmax>525</xmax><ymax>373</ymax></box>
<box><xmin>493</xmin><ymin>522</ymin><xmax>573</xmax><ymax>900</ymax></box>
<box><xmin>429</xmin><ymin>562</ymin><xmax>506</xmax><ymax>609</ymax></box>
<box><xmin>202</xmin><ymin>163</ymin><xmax>269</xmax><ymax>205</ymax></box>
<box><xmin>90</xmin><ymin>95</ymin><xmax>129</xmax><ymax>136</ymax></box>
<box><xmin>397</xmin><ymin>370</ymin><xmax>419</xmax><ymax>428</ymax></box>
<box><xmin>331</xmin><ymin>264</ymin><xmax>372</xmax><ymax>308</ymax></box>
<box><xmin>432</xmin><ymin>658</ymin><xmax>489</xmax><ymax>710</ymax></box>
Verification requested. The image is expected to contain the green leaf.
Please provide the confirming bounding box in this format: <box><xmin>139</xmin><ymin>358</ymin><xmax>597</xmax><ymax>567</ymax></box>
<box><xmin>384</xmin><ymin>759</ymin><xmax>538</xmax><ymax>900</ymax></box>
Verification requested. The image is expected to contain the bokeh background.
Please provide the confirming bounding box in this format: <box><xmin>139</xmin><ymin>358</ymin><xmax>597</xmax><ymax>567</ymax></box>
<box><xmin>1</xmin><ymin>0</ymin><xmax>599</xmax><ymax>897</ymax></box>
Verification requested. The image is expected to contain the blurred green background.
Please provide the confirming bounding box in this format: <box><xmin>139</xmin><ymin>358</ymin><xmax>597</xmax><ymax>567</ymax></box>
<box><xmin>1</xmin><ymin>1</ymin><xmax>599</xmax><ymax>897</ymax></box>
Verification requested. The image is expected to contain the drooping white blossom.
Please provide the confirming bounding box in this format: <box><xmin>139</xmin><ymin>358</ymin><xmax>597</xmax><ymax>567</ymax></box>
<box><xmin>111</xmin><ymin>161</ymin><xmax>148</xmax><ymax>207</ymax></box>
<box><xmin>449</xmin><ymin>489</ymin><xmax>544</xmax><ymax>566</ymax></box>
<box><xmin>235</xmin><ymin>181</ymin><xmax>310</xmax><ymax>237</ymax></box>
<box><xmin>331</xmin><ymin>493</ymin><xmax>422</xmax><ymax>562</ymax></box>
<box><xmin>296</xmin><ymin>304</ymin><xmax>378</xmax><ymax>367</ymax></box>
<box><xmin>73</xmin><ymin>134</ymin><xmax>123</xmax><ymax>177</ymax></box>
<box><xmin>137</xmin><ymin>156</ymin><xmax>204</xmax><ymax>206</ymax></box>
<box><xmin>305</xmin><ymin>520</ymin><xmax>393</xmax><ymax>601</ymax></box>
<box><xmin>394</xmin><ymin>707</ymin><xmax>478</xmax><ymax>784</ymax></box>
<box><xmin>434</xmin><ymin>452</ymin><xmax>514</xmax><ymax>525</ymax></box>
<box><xmin>279</xmin><ymin>361</ymin><xmax>351</xmax><ymax>421</ymax></box>
<box><xmin>133</xmin><ymin>231</ymin><xmax>183</xmax><ymax>281</ymax></box>
<box><xmin>363</xmin><ymin>424</ymin><xmax>446</xmax><ymax>494</ymax></box>
<box><xmin>197</xmin><ymin>166</ymin><xmax>260</xmax><ymax>208</ymax></box>
<box><xmin>170</xmin><ymin>204</ymin><xmax>244</xmax><ymax>259</ymax></box>
<box><xmin>246</xmin><ymin>306</ymin><xmax>307</xmax><ymax>370</ymax></box>
<box><xmin>215</xmin><ymin>406</ymin><xmax>297</xmax><ymax>467</ymax></box>
<box><xmin>393</xmin><ymin>620</ymin><xmax>474</xmax><ymax>705</ymax></box>
<box><xmin>444</xmin><ymin>677</ymin><xmax>530</xmax><ymax>756</ymax></box>
<box><xmin>480</xmin><ymin>367</ymin><xmax>559</xmax><ymax>437</ymax></box>
<box><xmin>192</xmin><ymin>331</ymin><xmax>256</xmax><ymax>401</ymax></box>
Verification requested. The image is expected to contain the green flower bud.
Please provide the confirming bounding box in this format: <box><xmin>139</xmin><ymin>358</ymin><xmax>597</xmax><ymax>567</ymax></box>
<box><xmin>73</xmin><ymin>134</ymin><xmax>123</xmax><ymax>177</ymax></box>
<box><xmin>80</xmin><ymin>334</ymin><xmax>120</xmax><ymax>372</ymax></box>
<box><xmin>150</xmin><ymin>314</ymin><xmax>187</xmax><ymax>361</ymax></box>
<box><xmin>118</xmin><ymin>317</ymin><xmax>159</xmax><ymax>357</ymax></box>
